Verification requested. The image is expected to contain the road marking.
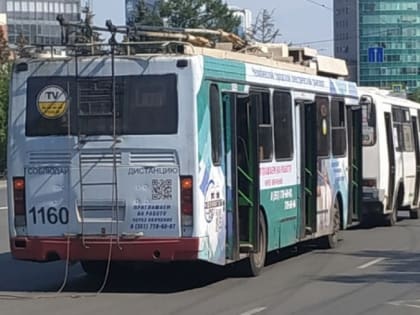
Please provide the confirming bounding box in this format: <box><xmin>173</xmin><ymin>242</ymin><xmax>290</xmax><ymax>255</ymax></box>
<box><xmin>240</xmin><ymin>307</ymin><xmax>267</xmax><ymax>315</ymax></box>
<box><xmin>357</xmin><ymin>257</ymin><xmax>386</xmax><ymax>269</ymax></box>
<box><xmin>0</xmin><ymin>207</ymin><xmax>7</xmax><ymax>211</ymax></box>
<box><xmin>389</xmin><ymin>300</ymin><xmax>420</xmax><ymax>309</ymax></box>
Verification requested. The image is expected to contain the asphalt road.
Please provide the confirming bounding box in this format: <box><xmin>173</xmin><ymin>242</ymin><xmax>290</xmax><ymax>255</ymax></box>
<box><xmin>1</xmin><ymin>202</ymin><xmax>420</xmax><ymax>315</ymax></box>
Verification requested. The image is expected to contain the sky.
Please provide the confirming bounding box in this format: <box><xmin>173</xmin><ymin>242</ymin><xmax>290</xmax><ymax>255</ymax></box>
<box><xmin>91</xmin><ymin>0</ymin><xmax>334</xmax><ymax>56</ymax></box>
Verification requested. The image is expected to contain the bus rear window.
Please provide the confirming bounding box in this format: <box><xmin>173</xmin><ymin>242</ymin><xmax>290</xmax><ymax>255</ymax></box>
<box><xmin>361</xmin><ymin>96</ymin><xmax>376</xmax><ymax>146</ymax></box>
<box><xmin>26</xmin><ymin>74</ymin><xmax>178</xmax><ymax>137</ymax></box>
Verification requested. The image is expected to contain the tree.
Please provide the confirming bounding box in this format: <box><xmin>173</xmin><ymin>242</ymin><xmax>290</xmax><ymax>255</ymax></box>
<box><xmin>159</xmin><ymin>0</ymin><xmax>240</xmax><ymax>32</ymax></box>
<box><xmin>408</xmin><ymin>87</ymin><xmax>420</xmax><ymax>103</ymax></box>
<box><xmin>15</xmin><ymin>32</ymin><xmax>30</xmax><ymax>58</ymax></box>
<box><xmin>134</xmin><ymin>0</ymin><xmax>163</xmax><ymax>26</ymax></box>
<box><xmin>251</xmin><ymin>9</ymin><xmax>281</xmax><ymax>43</ymax></box>
<box><xmin>0</xmin><ymin>67</ymin><xmax>9</xmax><ymax>175</ymax></box>
<box><xmin>0</xmin><ymin>27</ymin><xmax>9</xmax><ymax>63</ymax></box>
<box><xmin>0</xmin><ymin>27</ymin><xmax>10</xmax><ymax>174</ymax></box>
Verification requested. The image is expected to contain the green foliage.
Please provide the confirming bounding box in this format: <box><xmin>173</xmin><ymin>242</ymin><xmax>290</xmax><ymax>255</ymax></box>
<box><xmin>134</xmin><ymin>0</ymin><xmax>240</xmax><ymax>32</ymax></box>
<box><xmin>0</xmin><ymin>27</ymin><xmax>10</xmax><ymax>174</ymax></box>
<box><xmin>135</xmin><ymin>0</ymin><xmax>163</xmax><ymax>26</ymax></box>
<box><xmin>0</xmin><ymin>65</ymin><xmax>9</xmax><ymax>174</ymax></box>
<box><xmin>408</xmin><ymin>87</ymin><xmax>420</xmax><ymax>103</ymax></box>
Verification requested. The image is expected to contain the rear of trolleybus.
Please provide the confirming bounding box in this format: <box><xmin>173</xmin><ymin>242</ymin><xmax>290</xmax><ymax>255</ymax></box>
<box><xmin>7</xmin><ymin>54</ymin><xmax>210</xmax><ymax>271</ymax></box>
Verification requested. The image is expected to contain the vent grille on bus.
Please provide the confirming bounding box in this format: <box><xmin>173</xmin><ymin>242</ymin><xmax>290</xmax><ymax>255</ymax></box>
<box><xmin>129</xmin><ymin>152</ymin><xmax>177</xmax><ymax>165</ymax></box>
<box><xmin>80</xmin><ymin>152</ymin><xmax>122</xmax><ymax>166</ymax></box>
<box><xmin>28</xmin><ymin>152</ymin><xmax>72</xmax><ymax>165</ymax></box>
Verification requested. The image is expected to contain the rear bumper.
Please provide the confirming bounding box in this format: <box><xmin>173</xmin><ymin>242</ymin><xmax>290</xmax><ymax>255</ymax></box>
<box><xmin>10</xmin><ymin>237</ymin><xmax>200</xmax><ymax>262</ymax></box>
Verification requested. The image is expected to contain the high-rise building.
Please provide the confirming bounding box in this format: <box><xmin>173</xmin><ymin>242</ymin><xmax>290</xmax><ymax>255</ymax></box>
<box><xmin>0</xmin><ymin>0</ymin><xmax>80</xmax><ymax>46</ymax></box>
<box><xmin>334</xmin><ymin>0</ymin><xmax>420</xmax><ymax>93</ymax></box>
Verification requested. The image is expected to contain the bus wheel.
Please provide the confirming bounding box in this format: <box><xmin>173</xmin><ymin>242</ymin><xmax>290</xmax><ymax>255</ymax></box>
<box><xmin>321</xmin><ymin>200</ymin><xmax>341</xmax><ymax>249</ymax></box>
<box><xmin>384</xmin><ymin>208</ymin><xmax>397</xmax><ymax>226</ymax></box>
<box><xmin>238</xmin><ymin>212</ymin><xmax>267</xmax><ymax>277</ymax></box>
<box><xmin>385</xmin><ymin>186</ymin><xmax>402</xmax><ymax>226</ymax></box>
<box><xmin>409</xmin><ymin>208</ymin><xmax>420</xmax><ymax>219</ymax></box>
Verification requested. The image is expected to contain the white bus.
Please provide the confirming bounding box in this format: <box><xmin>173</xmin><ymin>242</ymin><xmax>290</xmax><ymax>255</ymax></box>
<box><xmin>7</xmin><ymin>28</ymin><xmax>361</xmax><ymax>277</ymax></box>
<box><xmin>360</xmin><ymin>87</ymin><xmax>420</xmax><ymax>225</ymax></box>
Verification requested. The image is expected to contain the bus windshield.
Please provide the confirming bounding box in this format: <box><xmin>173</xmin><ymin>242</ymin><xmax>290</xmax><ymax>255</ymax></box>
<box><xmin>361</xmin><ymin>95</ymin><xmax>376</xmax><ymax>146</ymax></box>
<box><xmin>26</xmin><ymin>74</ymin><xmax>178</xmax><ymax>137</ymax></box>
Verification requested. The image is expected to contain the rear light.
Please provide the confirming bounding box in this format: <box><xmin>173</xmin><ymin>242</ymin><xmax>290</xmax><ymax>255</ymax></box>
<box><xmin>181</xmin><ymin>176</ymin><xmax>193</xmax><ymax>226</ymax></box>
<box><xmin>13</xmin><ymin>177</ymin><xmax>26</xmax><ymax>227</ymax></box>
<box><xmin>363</xmin><ymin>178</ymin><xmax>377</xmax><ymax>187</ymax></box>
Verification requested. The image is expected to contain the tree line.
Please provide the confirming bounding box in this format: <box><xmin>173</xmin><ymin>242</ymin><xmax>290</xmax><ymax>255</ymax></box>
<box><xmin>134</xmin><ymin>0</ymin><xmax>280</xmax><ymax>43</ymax></box>
<box><xmin>0</xmin><ymin>26</ymin><xmax>9</xmax><ymax>176</ymax></box>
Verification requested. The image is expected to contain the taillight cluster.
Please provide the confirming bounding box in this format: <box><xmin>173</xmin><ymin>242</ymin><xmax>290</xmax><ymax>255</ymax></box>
<box><xmin>181</xmin><ymin>176</ymin><xmax>193</xmax><ymax>226</ymax></box>
<box><xmin>13</xmin><ymin>177</ymin><xmax>26</xmax><ymax>227</ymax></box>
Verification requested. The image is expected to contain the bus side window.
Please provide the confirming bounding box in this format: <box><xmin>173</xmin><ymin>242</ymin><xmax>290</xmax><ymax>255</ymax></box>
<box><xmin>257</xmin><ymin>92</ymin><xmax>273</xmax><ymax>162</ymax></box>
<box><xmin>316</xmin><ymin>96</ymin><xmax>330</xmax><ymax>157</ymax></box>
<box><xmin>331</xmin><ymin>99</ymin><xmax>346</xmax><ymax>157</ymax></box>
<box><xmin>392</xmin><ymin>107</ymin><xmax>413</xmax><ymax>152</ymax></box>
<box><xmin>273</xmin><ymin>91</ymin><xmax>293</xmax><ymax>160</ymax></box>
<box><xmin>210</xmin><ymin>84</ymin><xmax>222</xmax><ymax>166</ymax></box>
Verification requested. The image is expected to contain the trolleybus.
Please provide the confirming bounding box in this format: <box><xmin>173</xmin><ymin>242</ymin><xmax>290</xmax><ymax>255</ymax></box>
<box><xmin>7</xmin><ymin>24</ymin><xmax>361</xmax><ymax>277</ymax></box>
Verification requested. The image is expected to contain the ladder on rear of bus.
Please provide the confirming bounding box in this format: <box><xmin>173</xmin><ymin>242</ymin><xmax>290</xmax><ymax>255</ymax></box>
<box><xmin>75</xmin><ymin>44</ymin><xmax>120</xmax><ymax>244</ymax></box>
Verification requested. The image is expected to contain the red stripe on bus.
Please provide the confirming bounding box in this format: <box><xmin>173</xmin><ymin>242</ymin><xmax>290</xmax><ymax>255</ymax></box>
<box><xmin>10</xmin><ymin>237</ymin><xmax>200</xmax><ymax>262</ymax></box>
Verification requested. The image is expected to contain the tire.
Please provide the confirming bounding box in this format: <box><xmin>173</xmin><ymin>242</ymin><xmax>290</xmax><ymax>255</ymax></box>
<box><xmin>384</xmin><ymin>208</ymin><xmax>397</xmax><ymax>226</ymax></box>
<box><xmin>385</xmin><ymin>185</ymin><xmax>402</xmax><ymax>226</ymax></box>
<box><xmin>321</xmin><ymin>199</ymin><xmax>341</xmax><ymax>249</ymax></box>
<box><xmin>237</xmin><ymin>212</ymin><xmax>267</xmax><ymax>277</ymax></box>
<box><xmin>409</xmin><ymin>208</ymin><xmax>420</xmax><ymax>219</ymax></box>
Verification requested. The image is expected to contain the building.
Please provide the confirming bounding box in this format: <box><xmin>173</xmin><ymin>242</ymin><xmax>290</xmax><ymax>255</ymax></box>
<box><xmin>0</xmin><ymin>0</ymin><xmax>80</xmax><ymax>46</ymax></box>
<box><xmin>334</xmin><ymin>0</ymin><xmax>420</xmax><ymax>93</ymax></box>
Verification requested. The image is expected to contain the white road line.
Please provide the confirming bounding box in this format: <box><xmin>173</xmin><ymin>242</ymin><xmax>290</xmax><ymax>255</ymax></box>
<box><xmin>357</xmin><ymin>257</ymin><xmax>386</xmax><ymax>269</ymax></box>
<box><xmin>0</xmin><ymin>207</ymin><xmax>7</xmax><ymax>211</ymax></box>
<box><xmin>240</xmin><ymin>307</ymin><xmax>267</xmax><ymax>315</ymax></box>
<box><xmin>389</xmin><ymin>300</ymin><xmax>420</xmax><ymax>309</ymax></box>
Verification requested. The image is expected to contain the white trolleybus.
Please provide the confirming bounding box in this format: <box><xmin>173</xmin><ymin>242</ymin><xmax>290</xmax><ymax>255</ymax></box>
<box><xmin>7</xmin><ymin>21</ymin><xmax>362</xmax><ymax>277</ymax></box>
<box><xmin>360</xmin><ymin>87</ymin><xmax>420</xmax><ymax>225</ymax></box>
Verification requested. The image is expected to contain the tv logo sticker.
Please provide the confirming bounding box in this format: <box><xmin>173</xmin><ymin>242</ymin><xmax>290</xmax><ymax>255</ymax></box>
<box><xmin>37</xmin><ymin>85</ymin><xmax>68</xmax><ymax>119</ymax></box>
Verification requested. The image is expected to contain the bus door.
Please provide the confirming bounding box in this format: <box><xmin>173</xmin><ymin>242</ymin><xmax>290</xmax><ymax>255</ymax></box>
<box><xmin>298</xmin><ymin>100</ymin><xmax>317</xmax><ymax>238</ymax></box>
<box><xmin>346</xmin><ymin>105</ymin><xmax>363</xmax><ymax>222</ymax></box>
<box><xmin>222</xmin><ymin>92</ymin><xmax>260</xmax><ymax>259</ymax></box>
<box><xmin>384</xmin><ymin>112</ymin><xmax>396</xmax><ymax>210</ymax></box>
